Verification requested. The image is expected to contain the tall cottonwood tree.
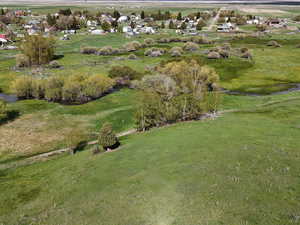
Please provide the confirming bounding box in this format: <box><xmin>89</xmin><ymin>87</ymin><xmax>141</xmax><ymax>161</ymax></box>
<box><xmin>19</xmin><ymin>34</ymin><xmax>55</xmax><ymax>66</ymax></box>
<box><xmin>135</xmin><ymin>60</ymin><xmax>220</xmax><ymax>131</ymax></box>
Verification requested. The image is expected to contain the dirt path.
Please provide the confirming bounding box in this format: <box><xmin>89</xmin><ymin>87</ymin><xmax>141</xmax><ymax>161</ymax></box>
<box><xmin>2</xmin><ymin>95</ymin><xmax>300</xmax><ymax>170</ymax></box>
<box><xmin>0</xmin><ymin>129</ymin><xmax>137</xmax><ymax>170</ymax></box>
<box><xmin>208</xmin><ymin>7</ymin><xmax>223</xmax><ymax>31</ymax></box>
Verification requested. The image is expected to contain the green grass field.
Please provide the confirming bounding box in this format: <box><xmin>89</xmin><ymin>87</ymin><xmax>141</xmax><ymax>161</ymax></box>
<box><xmin>0</xmin><ymin>92</ymin><xmax>299</xmax><ymax>225</ymax></box>
<box><xmin>1</xmin><ymin>6</ymin><xmax>300</xmax><ymax>224</ymax></box>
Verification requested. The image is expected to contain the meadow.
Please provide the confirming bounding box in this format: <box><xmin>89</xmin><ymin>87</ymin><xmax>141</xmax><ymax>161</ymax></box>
<box><xmin>0</xmin><ymin>90</ymin><xmax>299</xmax><ymax>225</ymax></box>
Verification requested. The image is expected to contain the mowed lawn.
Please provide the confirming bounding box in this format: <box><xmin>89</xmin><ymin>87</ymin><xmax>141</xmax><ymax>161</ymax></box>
<box><xmin>0</xmin><ymin>96</ymin><xmax>299</xmax><ymax>225</ymax></box>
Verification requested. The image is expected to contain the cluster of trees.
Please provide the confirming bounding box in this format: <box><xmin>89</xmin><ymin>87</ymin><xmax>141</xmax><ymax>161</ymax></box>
<box><xmin>17</xmin><ymin>34</ymin><xmax>55</xmax><ymax>67</ymax></box>
<box><xmin>187</xmin><ymin>11</ymin><xmax>212</xmax><ymax>21</ymax></box>
<box><xmin>46</xmin><ymin>8</ymin><xmax>121</xmax><ymax>31</ymax></box>
<box><xmin>134</xmin><ymin>60</ymin><xmax>220</xmax><ymax>131</ymax></box>
<box><xmin>0</xmin><ymin>14</ymin><xmax>25</xmax><ymax>28</ymax></box>
<box><xmin>149</xmin><ymin>10</ymin><xmax>172</xmax><ymax>21</ymax></box>
<box><xmin>12</xmin><ymin>74</ymin><xmax>115</xmax><ymax>104</ymax></box>
<box><xmin>47</xmin><ymin>13</ymin><xmax>80</xmax><ymax>30</ymax></box>
<box><xmin>218</xmin><ymin>10</ymin><xmax>247</xmax><ymax>25</ymax></box>
<box><xmin>168</xmin><ymin>20</ymin><xmax>206</xmax><ymax>30</ymax></box>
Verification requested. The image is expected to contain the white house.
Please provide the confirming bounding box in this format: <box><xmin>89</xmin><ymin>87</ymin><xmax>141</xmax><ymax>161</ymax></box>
<box><xmin>122</xmin><ymin>26</ymin><xmax>133</xmax><ymax>33</ymax></box>
<box><xmin>217</xmin><ymin>23</ymin><xmax>235</xmax><ymax>32</ymax></box>
<box><xmin>62</xmin><ymin>30</ymin><xmax>76</xmax><ymax>34</ymax></box>
<box><xmin>0</xmin><ymin>38</ymin><xmax>7</xmax><ymax>47</ymax></box>
<box><xmin>247</xmin><ymin>19</ymin><xmax>261</xmax><ymax>25</ymax></box>
<box><xmin>87</xmin><ymin>20</ymin><xmax>98</xmax><ymax>27</ymax></box>
<box><xmin>91</xmin><ymin>29</ymin><xmax>105</xmax><ymax>35</ymax></box>
<box><xmin>118</xmin><ymin>16</ymin><xmax>128</xmax><ymax>23</ymax></box>
<box><xmin>142</xmin><ymin>26</ymin><xmax>155</xmax><ymax>34</ymax></box>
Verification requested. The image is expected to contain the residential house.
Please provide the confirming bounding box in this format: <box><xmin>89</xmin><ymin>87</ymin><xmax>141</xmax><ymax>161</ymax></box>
<box><xmin>217</xmin><ymin>23</ymin><xmax>235</xmax><ymax>32</ymax></box>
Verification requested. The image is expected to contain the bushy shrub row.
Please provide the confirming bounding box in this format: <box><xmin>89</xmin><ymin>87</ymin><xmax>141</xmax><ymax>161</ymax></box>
<box><xmin>183</xmin><ymin>42</ymin><xmax>200</xmax><ymax>52</ymax></box>
<box><xmin>108</xmin><ymin>66</ymin><xmax>140</xmax><ymax>80</ymax></box>
<box><xmin>12</xmin><ymin>74</ymin><xmax>115</xmax><ymax>104</ymax></box>
<box><xmin>80</xmin><ymin>46</ymin><xmax>123</xmax><ymax>55</ymax></box>
<box><xmin>80</xmin><ymin>41</ymin><xmax>146</xmax><ymax>56</ymax></box>
<box><xmin>144</xmin><ymin>47</ymin><xmax>166</xmax><ymax>57</ymax></box>
<box><xmin>144</xmin><ymin>38</ymin><xmax>155</xmax><ymax>46</ymax></box>
<box><xmin>206</xmin><ymin>43</ymin><xmax>252</xmax><ymax>60</ymax></box>
<box><xmin>169</xmin><ymin>47</ymin><xmax>183</xmax><ymax>57</ymax></box>
<box><xmin>157</xmin><ymin>36</ymin><xmax>211</xmax><ymax>44</ymax></box>
<box><xmin>108</xmin><ymin>65</ymin><xmax>140</xmax><ymax>87</ymax></box>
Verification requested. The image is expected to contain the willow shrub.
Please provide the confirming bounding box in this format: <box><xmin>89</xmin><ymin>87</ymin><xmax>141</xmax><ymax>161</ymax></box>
<box><xmin>12</xmin><ymin>74</ymin><xmax>115</xmax><ymax>104</ymax></box>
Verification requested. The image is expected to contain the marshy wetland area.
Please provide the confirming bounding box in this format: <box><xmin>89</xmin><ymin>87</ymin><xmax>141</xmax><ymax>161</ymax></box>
<box><xmin>0</xmin><ymin>2</ymin><xmax>300</xmax><ymax>225</ymax></box>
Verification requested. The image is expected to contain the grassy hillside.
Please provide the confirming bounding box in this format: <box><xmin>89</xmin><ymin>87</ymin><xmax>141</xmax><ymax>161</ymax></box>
<box><xmin>1</xmin><ymin>95</ymin><xmax>299</xmax><ymax>225</ymax></box>
<box><xmin>0</xmin><ymin>89</ymin><xmax>135</xmax><ymax>163</ymax></box>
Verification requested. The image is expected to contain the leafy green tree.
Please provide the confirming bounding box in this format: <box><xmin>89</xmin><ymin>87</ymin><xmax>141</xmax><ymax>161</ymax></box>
<box><xmin>11</xmin><ymin>76</ymin><xmax>34</xmax><ymax>98</ymax></box>
<box><xmin>113</xmin><ymin>10</ymin><xmax>120</xmax><ymax>19</ymax></box>
<box><xmin>180</xmin><ymin>22</ymin><xmax>187</xmax><ymax>30</ymax></box>
<box><xmin>56</xmin><ymin>15</ymin><xmax>79</xmax><ymax>30</ymax></box>
<box><xmin>98</xmin><ymin>123</ymin><xmax>119</xmax><ymax>150</ymax></box>
<box><xmin>44</xmin><ymin>76</ymin><xmax>64</xmax><ymax>102</ymax></box>
<box><xmin>164</xmin><ymin>11</ymin><xmax>171</xmax><ymax>20</ymax></box>
<box><xmin>101</xmin><ymin>20</ymin><xmax>111</xmax><ymax>32</ymax></box>
<box><xmin>0</xmin><ymin>100</ymin><xmax>7</xmax><ymax>120</ymax></box>
<box><xmin>158</xmin><ymin>10</ymin><xmax>162</xmax><ymax>20</ymax></box>
<box><xmin>111</xmin><ymin>20</ymin><xmax>118</xmax><ymax>29</ymax></box>
<box><xmin>130</xmin><ymin>21</ymin><xmax>136</xmax><ymax>29</ymax></box>
<box><xmin>196</xmin><ymin>20</ymin><xmax>206</xmax><ymax>30</ymax></box>
<box><xmin>168</xmin><ymin>20</ymin><xmax>175</xmax><ymax>29</ymax></box>
<box><xmin>293</xmin><ymin>15</ymin><xmax>300</xmax><ymax>22</ymax></box>
<box><xmin>108</xmin><ymin>65</ymin><xmax>139</xmax><ymax>80</ymax></box>
<box><xmin>160</xmin><ymin>21</ymin><xmax>165</xmax><ymax>29</ymax></box>
<box><xmin>177</xmin><ymin>12</ymin><xmax>182</xmax><ymax>21</ymax></box>
<box><xmin>256</xmin><ymin>24</ymin><xmax>267</xmax><ymax>32</ymax></box>
<box><xmin>66</xmin><ymin>128</ymin><xmax>88</xmax><ymax>154</ymax></box>
<box><xmin>46</xmin><ymin>13</ymin><xmax>56</xmax><ymax>26</ymax></box>
<box><xmin>141</xmin><ymin>10</ymin><xmax>145</xmax><ymax>19</ymax></box>
<box><xmin>19</xmin><ymin>34</ymin><xmax>55</xmax><ymax>66</ymax></box>
<box><xmin>58</xmin><ymin>8</ymin><xmax>72</xmax><ymax>16</ymax></box>
<box><xmin>135</xmin><ymin>60</ymin><xmax>220</xmax><ymax>131</ymax></box>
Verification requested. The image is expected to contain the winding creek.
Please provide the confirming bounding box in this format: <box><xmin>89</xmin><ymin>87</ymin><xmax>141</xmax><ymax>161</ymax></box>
<box><xmin>224</xmin><ymin>83</ymin><xmax>300</xmax><ymax>96</ymax></box>
<box><xmin>0</xmin><ymin>84</ymin><xmax>299</xmax><ymax>104</ymax></box>
<box><xmin>0</xmin><ymin>93</ymin><xmax>18</xmax><ymax>103</ymax></box>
